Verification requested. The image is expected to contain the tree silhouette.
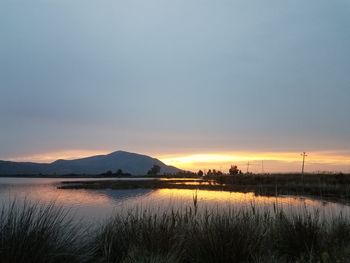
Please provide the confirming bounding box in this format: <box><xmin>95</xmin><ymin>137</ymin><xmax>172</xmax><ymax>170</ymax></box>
<box><xmin>102</xmin><ymin>170</ymin><xmax>113</xmax><ymax>177</ymax></box>
<box><xmin>147</xmin><ymin>165</ymin><xmax>161</xmax><ymax>175</ymax></box>
<box><xmin>229</xmin><ymin>165</ymin><xmax>240</xmax><ymax>175</ymax></box>
<box><xmin>116</xmin><ymin>169</ymin><xmax>123</xmax><ymax>176</ymax></box>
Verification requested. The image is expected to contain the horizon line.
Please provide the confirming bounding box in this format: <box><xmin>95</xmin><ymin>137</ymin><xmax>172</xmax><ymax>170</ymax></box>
<box><xmin>2</xmin><ymin>149</ymin><xmax>350</xmax><ymax>173</ymax></box>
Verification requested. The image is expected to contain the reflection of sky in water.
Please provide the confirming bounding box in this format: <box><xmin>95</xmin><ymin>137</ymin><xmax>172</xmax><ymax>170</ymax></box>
<box><xmin>0</xmin><ymin>178</ymin><xmax>349</xmax><ymax>224</ymax></box>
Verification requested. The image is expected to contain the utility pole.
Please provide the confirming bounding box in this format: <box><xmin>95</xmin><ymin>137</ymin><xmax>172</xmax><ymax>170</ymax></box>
<box><xmin>301</xmin><ymin>152</ymin><xmax>308</xmax><ymax>175</ymax></box>
<box><xmin>246</xmin><ymin>161</ymin><xmax>250</xmax><ymax>174</ymax></box>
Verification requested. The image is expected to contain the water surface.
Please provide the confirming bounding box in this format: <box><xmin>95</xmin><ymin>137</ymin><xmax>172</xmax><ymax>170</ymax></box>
<box><xmin>0</xmin><ymin>177</ymin><xmax>349</xmax><ymax>223</ymax></box>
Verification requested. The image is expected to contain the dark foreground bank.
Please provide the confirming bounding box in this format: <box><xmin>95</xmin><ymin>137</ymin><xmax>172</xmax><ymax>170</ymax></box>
<box><xmin>1</xmin><ymin>201</ymin><xmax>350</xmax><ymax>263</ymax></box>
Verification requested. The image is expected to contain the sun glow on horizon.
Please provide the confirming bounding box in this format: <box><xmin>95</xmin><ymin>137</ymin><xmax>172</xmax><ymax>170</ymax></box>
<box><xmin>5</xmin><ymin>149</ymin><xmax>350</xmax><ymax>173</ymax></box>
<box><xmin>7</xmin><ymin>150</ymin><xmax>108</xmax><ymax>163</ymax></box>
<box><xmin>159</xmin><ymin>151</ymin><xmax>350</xmax><ymax>173</ymax></box>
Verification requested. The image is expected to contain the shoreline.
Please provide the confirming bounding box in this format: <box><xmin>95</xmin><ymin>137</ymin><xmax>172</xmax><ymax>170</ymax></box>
<box><xmin>57</xmin><ymin>173</ymin><xmax>350</xmax><ymax>204</ymax></box>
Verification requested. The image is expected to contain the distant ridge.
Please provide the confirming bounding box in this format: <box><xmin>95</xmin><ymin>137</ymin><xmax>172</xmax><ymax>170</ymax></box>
<box><xmin>0</xmin><ymin>151</ymin><xmax>180</xmax><ymax>176</ymax></box>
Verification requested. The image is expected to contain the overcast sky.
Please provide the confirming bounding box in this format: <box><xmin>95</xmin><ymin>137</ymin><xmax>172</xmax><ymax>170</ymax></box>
<box><xmin>1</xmin><ymin>0</ymin><xmax>350</xmax><ymax>171</ymax></box>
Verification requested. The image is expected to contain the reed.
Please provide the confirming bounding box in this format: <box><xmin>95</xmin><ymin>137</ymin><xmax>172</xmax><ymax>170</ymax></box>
<box><xmin>2</xmin><ymin>200</ymin><xmax>350</xmax><ymax>262</ymax></box>
<box><xmin>91</xmin><ymin>207</ymin><xmax>350</xmax><ymax>263</ymax></box>
<box><xmin>0</xmin><ymin>200</ymin><xmax>89</xmax><ymax>263</ymax></box>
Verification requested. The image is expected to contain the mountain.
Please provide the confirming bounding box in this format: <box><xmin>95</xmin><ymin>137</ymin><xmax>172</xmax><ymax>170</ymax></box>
<box><xmin>0</xmin><ymin>151</ymin><xmax>180</xmax><ymax>176</ymax></box>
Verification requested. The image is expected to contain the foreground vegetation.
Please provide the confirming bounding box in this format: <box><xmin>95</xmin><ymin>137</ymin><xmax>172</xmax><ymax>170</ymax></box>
<box><xmin>59</xmin><ymin>173</ymin><xmax>350</xmax><ymax>202</ymax></box>
<box><xmin>0</xmin><ymin>201</ymin><xmax>88</xmax><ymax>263</ymax></box>
<box><xmin>2</xmin><ymin>201</ymin><xmax>350</xmax><ymax>262</ymax></box>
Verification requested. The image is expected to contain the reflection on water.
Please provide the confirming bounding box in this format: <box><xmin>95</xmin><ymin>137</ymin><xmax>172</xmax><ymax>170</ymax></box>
<box><xmin>173</xmin><ymin>181</ymin><xmax>220</xmax><ymax>186</ymax></box>
<box><xmin>0</xmin><ymin>177</ymin><xmax>349</xmax><ymax>223</ymax></box>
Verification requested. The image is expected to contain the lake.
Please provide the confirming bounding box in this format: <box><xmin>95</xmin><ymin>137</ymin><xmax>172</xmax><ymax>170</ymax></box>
<box><xmin>0</xmin><ymin>177</ymin><xmax>349</xmax><ymax>223</ymax></box>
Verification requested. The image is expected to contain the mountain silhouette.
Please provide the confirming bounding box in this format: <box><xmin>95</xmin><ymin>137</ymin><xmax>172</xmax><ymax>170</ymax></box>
<box><xmin>0</xmin><ymin>151</ymin><xmax>180</xmax><ymax>176</ymax></box>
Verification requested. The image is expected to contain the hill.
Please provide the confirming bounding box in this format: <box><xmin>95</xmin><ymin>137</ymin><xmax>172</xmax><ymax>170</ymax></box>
<box><xmin>0</xmin><ymin>151</ymin><xmax>180</xmax><ymax>176</ymax></box>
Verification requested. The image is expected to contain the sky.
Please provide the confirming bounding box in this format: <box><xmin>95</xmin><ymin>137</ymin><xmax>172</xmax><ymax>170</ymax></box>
<box><xmin>1</xmin><ymin>0</ymin><xmax>350</xmax><ymax>173</ymax></box>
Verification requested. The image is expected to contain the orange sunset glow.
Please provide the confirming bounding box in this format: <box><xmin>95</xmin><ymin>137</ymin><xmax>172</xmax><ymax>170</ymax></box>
<box><xmin>7</xmin><ymin>150</ymin><xmax>350</xmax><ymax>173</ymax></box>
<box><xmin>159</xmin><ymin>151</ymin><xmax>350</xmax><ymax>171</ymax></box>
<box><xmin>2</xmin><ymin>0</ymin><xmax>350</xmax><ymax>261</ymax></box>
<box><xmin>8</xmin><ymin>150</ymin><xmax>109</xmax><ymax>163</ymax></box>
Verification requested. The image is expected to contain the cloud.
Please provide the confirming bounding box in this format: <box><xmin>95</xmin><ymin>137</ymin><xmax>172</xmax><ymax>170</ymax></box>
<box><xmin>1</xmin><ymin>0</ymin><xmax>349</xmax><ymax>170</ymax></box>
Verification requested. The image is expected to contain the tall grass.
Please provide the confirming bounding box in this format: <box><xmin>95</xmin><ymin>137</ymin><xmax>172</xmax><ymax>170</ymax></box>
<box><xmin>91</xmin><ymin>207</ymin><xmax>189</xmax><ymax>263</ymax></box>
<box><xmin>91</xmin><ymin>207</ymin><xmax>350</xmax><ymax>263</ymax></box>
<box><xmin>0</xmin><ymin>201</ymin><xmax>89</xmax><ymax>263</ymax></box>
<box><xmin>2</xmin><ymin>200</ymin><xmax>350</xmax><ymax>262</ymax></box>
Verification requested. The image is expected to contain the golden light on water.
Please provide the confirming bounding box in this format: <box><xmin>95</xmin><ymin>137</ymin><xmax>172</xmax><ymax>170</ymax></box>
<box><xmin>153</xmin><ymin>188</ymin><xmax>330</xmax><ymax>210</ymax></box>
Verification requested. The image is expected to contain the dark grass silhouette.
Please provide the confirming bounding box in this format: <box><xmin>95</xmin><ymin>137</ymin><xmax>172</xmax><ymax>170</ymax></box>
<box><xmin>2</xmin><ymin>200</ymin><xmax>350</xmax><ymax>263</ymax></box>
<box><xmin>0</xmin><ymin>201</ymin><xmax>90</xmax><ymax>263</ymax></box>
<box><xmin>91</xmin><ymin>207</ymin><xmax>350</xmax><ymax>263</ymax></box>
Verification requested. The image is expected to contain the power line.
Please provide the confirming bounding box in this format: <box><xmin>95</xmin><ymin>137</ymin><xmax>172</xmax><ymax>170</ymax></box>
<box><xmin>301</xmin><ymin>152</ymin><xmax>308</xmax><ymax>175</ymax></box>
<box><xmin>246</xmin><ymin>161</ymin><xmax>250</xmax><ymax>174</ymax></box>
